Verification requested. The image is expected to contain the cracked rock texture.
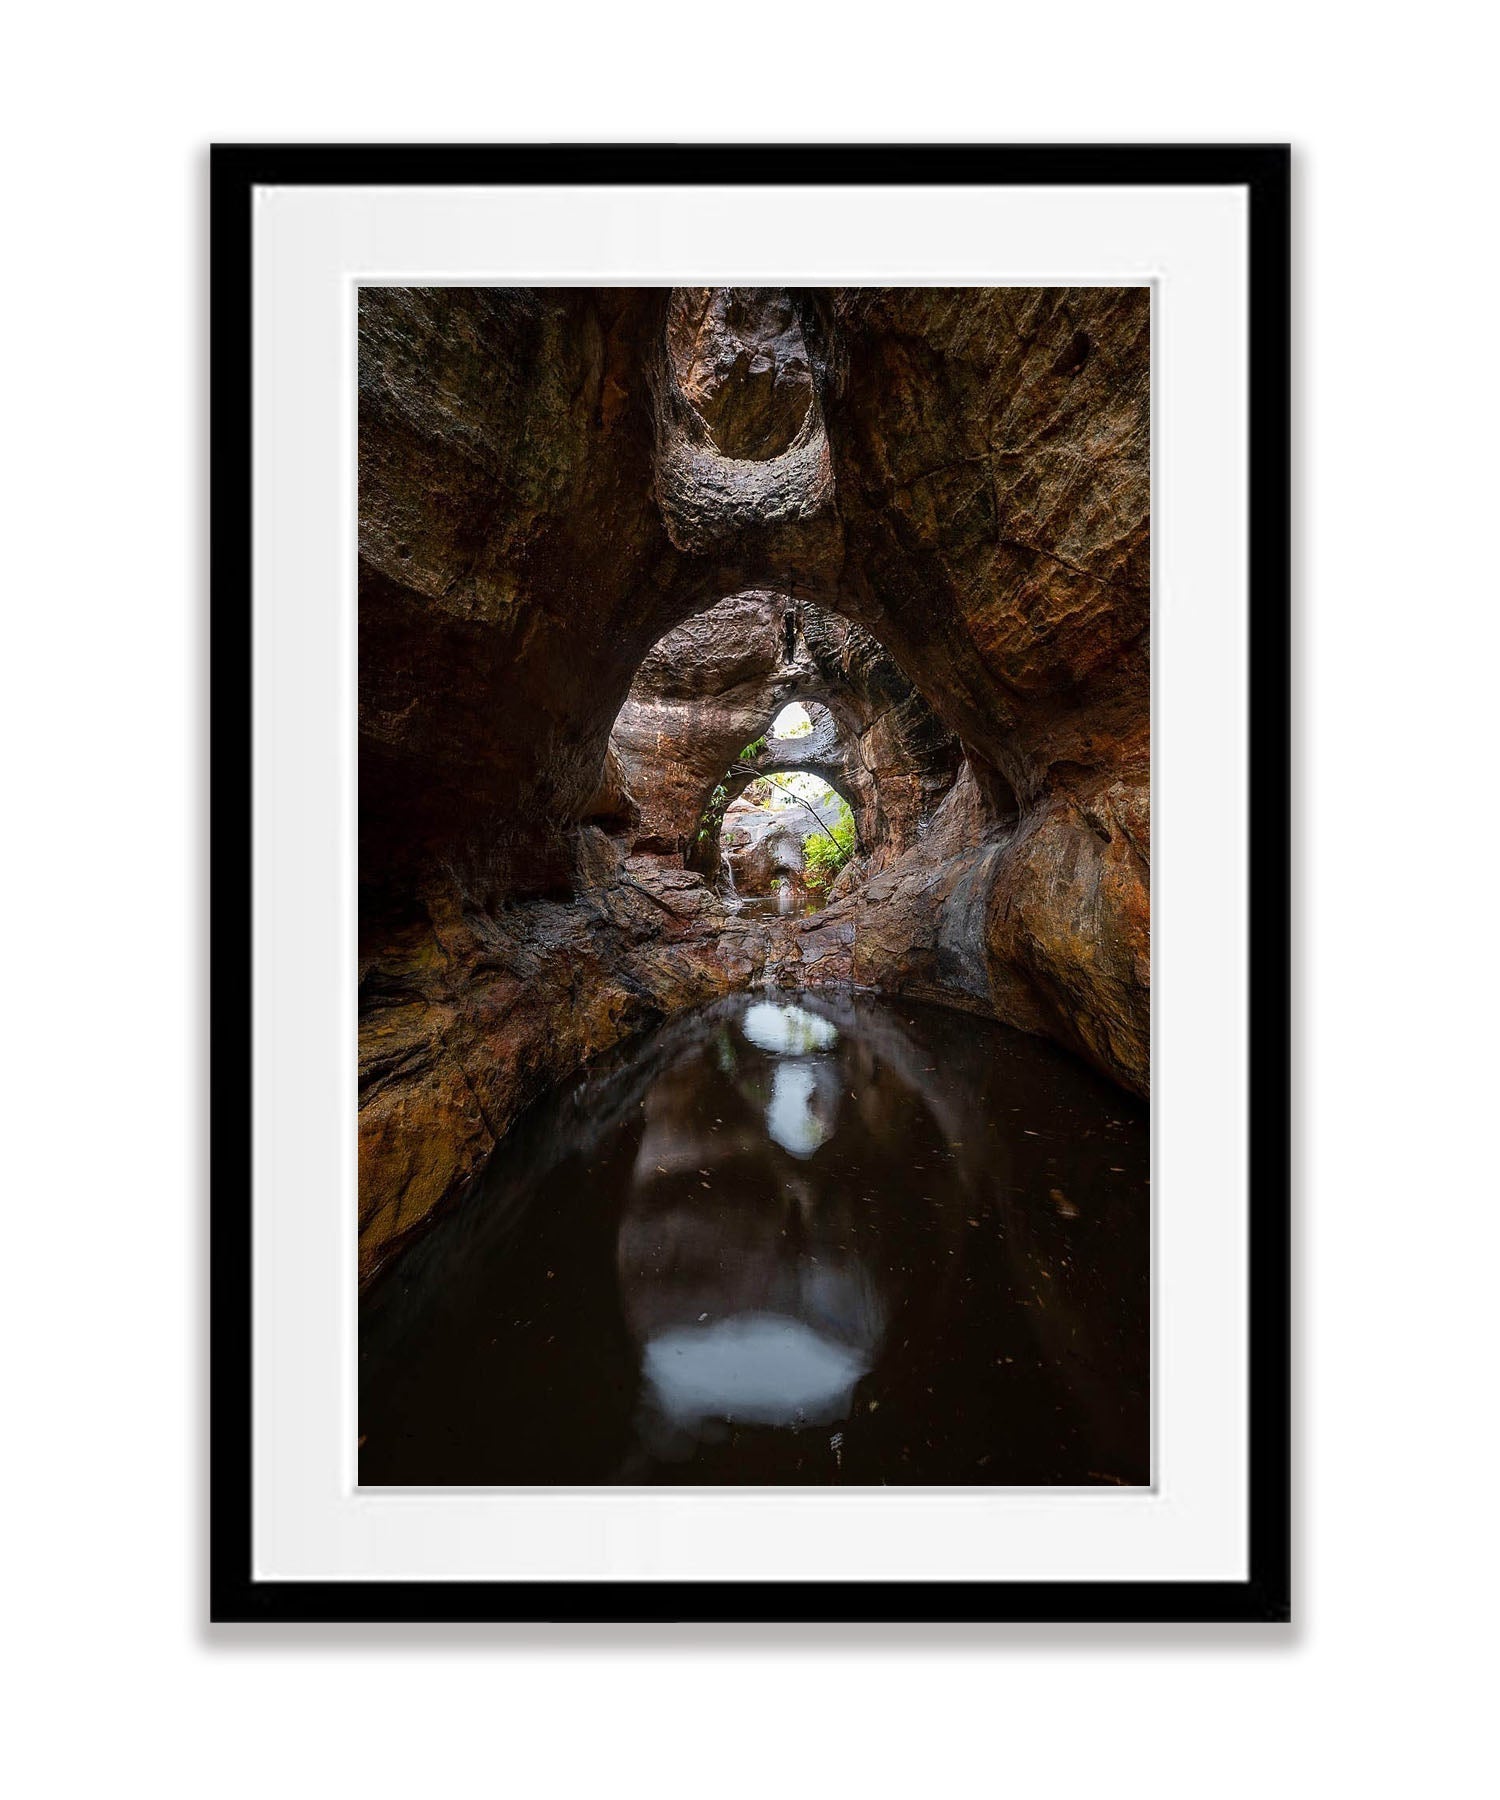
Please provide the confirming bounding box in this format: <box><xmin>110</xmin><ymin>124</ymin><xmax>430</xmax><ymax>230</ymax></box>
<box><xmin>358</xmin><ymin>285</ymin><xmax>1149</xmax><ymax>1279</ymax></box>
<box><xmin>667</xmin><ymin>288</ymin><xmax>815</xmax><ymax>459</ymax></box>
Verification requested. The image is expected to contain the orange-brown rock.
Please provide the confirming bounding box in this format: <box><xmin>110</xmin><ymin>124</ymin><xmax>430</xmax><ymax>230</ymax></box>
<box><xmin>610</xmin><ymin>590</ymin><xmax>961</xmax><ymax>871</ymax></box>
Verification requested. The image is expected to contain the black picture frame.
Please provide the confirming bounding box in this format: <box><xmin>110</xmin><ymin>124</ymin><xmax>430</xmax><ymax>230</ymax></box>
<box><xmin>210</xmin><ymin>143</ymin><xmax>1290</xmax><ymax>1625</ymax></box>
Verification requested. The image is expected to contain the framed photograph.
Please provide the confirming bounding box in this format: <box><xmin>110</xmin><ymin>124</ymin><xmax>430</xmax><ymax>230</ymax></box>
<box><xmin>212</xmin><ymin>143</ymin><xmax>1289</xmax><ymax>1622</ymax></box>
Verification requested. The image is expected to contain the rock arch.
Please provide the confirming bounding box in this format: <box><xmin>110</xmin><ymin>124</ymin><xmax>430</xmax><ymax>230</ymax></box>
<box><xmin>609</xmin><ymin>589</ymin><xmax>961</xmax><ymax>873</ymax></box>
<box><xmin>716</xmin><ymin>763</ymin><xmax>858</xmax><ymax>915</ymax></box>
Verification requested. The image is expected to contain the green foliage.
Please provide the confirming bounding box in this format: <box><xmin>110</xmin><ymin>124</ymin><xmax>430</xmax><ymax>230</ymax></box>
<box><xmin>802</xmin><ymin>797</ymin><xmax>856</xmax><ymax>900</ymax></box>
<box><xmin>738</xmin><ymin>735</ymin><xmax>768</xmax><ymax>761</ymax></box>
<box><xmin>695</xmin><ymin>765</ymin><xmax>854</xmax><ymax>902</ymax></box>
<box><xmin>696</xmin><ymin>780</ymin><xmax>731</xmax><ymax>844</ymax></box>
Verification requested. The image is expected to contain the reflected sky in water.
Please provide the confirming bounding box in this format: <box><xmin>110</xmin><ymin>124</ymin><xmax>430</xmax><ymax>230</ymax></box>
<box><xmin>765</xmin><ymin>1062</ymin><xmax>838</xmax><ymax>1156</ymax></box>
<box><xmin>642</xmin><ymin>1315</ymin><xmax>868</xmax><ymax>1428</ymax></box>
<box><xmin>741</xmin><ymin>1000</ymin><xmax>839</xmax><ymax>1056</ymax></box>
<box><xmin>360</xmin><ymin>991</ymin><xmax>1149</xmax><ymax>1486</ymax></box>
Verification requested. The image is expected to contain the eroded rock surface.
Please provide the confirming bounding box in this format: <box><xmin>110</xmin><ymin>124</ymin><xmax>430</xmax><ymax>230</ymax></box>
<box><xmin>667</xmin><ymin>289</ymin><xmax>815</xmax><ymax>459</ymax></box>
<box><xmin>610</xmin><ymin>590</ymin><xmax>961</xmax><ymax>871</ymax></box>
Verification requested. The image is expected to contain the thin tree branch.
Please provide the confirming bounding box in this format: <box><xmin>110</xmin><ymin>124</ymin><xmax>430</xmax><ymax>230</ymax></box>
<box><xmin>762</xmin><ymin>774</ymin><xmax>843</xmax><ymax>849</ymax></box>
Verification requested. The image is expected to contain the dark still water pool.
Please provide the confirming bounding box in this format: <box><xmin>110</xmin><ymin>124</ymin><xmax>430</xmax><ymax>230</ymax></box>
<box><xmin>359</xmin><ymin>991</ymin><xmax>1149</xmax><ymax>1486</ymax></box>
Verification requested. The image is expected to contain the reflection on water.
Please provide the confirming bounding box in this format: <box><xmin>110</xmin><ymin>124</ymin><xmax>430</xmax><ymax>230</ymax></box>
<box><xmin>360</xmin><ymin>992</ymin><xmax>1149</xmax><ymax>1486</ymax></box>
<box><xmin>765</xmin><ymin>1061</ymin><xmax>837</xmax><ymax>1156</ymax></box>
<box><xmin>742</xmin><ymin>999</ymin><xmax>838</xmax><ymax>1056</ymax></box>
<box><xmin>643</xmin><ymin>1316</ymin><xmax>868</xmax><ymax>1429</ymax></box>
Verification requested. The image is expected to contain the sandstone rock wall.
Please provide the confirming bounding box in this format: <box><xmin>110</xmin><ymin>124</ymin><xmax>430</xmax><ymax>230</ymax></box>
<box><xmin>609</xmin><ymin>590</ymin><xmax>962</xmax><ymax>871</ymax></box>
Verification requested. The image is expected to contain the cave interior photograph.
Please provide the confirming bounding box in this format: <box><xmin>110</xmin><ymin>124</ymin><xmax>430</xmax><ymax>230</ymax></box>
<box><xmin>356</xmin><ymin>285</ymin><xmax>1152</xmax><ymax>1488</ymax></box>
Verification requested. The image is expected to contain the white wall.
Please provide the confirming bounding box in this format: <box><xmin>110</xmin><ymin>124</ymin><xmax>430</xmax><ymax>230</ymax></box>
<box><xmin>4</xmin><ymin>5</ymin><xmax>1495</xmax><ymax>1796</ymax></box>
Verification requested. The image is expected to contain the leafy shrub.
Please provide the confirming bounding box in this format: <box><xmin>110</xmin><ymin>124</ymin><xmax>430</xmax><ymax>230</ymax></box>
<box><xmin>695</xmin><ymin>780</ymin><xmax>730</xmax><ymax>844</ymax></box>
<box><xmin>803</xmin><ymin>798</ymin><xmax>856</xmax><ymax>900</ymax></box>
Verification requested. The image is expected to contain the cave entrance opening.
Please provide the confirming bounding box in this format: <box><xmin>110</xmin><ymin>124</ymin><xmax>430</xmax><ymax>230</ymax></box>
<box><xmin>608</xmin><ymin>586</ymin><xmax>979</xmax><ymax>911</ymax></box>
<box><xmin>715</xmin><ymin>768</ymin><xmax>857</xmax><ymax>917</ymax></box>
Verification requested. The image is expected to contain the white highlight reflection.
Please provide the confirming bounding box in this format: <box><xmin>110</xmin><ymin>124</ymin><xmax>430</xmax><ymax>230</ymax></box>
<box><xmin>642</xmin><ymin>1313</ymin><xmax>867</xmax><ymax>1426</ymax></box>
<box><xmin>766</xmin><ymin>1063</ymin><xmax>830</xmax><ymax>1157</ymax></box>
<box><xmin>741</xmin><ymin>1001</ymin><xmax>837</xmax><ymax>1056</ymax></box>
